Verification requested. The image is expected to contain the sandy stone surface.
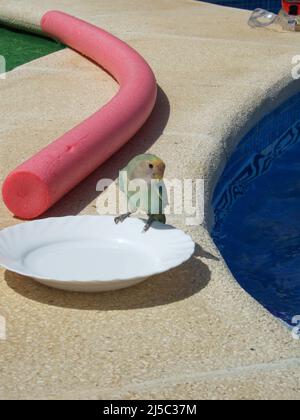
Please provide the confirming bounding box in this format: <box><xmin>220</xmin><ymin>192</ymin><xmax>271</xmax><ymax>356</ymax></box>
<box><xmin>0</xmin><ymin>0</ymin><xmax>299</xmax><ymax>400</ymax></box>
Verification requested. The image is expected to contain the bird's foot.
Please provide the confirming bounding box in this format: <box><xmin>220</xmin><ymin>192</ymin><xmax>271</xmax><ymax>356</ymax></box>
<box><xmin>143</xmin><ymin>215</ymin><xmax>155</xmax><ymax>233</ymax></box>
<box><xmin>114</xmin><ymin>212</ymin><xmax>131</xmax><ymax>224</ymax></box>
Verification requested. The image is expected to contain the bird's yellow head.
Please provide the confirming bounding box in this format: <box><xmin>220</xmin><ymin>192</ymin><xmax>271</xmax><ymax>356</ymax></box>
<box><xmin>148</xmin><ymin>156</ymin><xmax>166</xmax><ymax>180</ymax></box>
<box><xmin>129</xmin><ymin>154</ymin><xmax>166</xmax><ymax>182</ymax></box>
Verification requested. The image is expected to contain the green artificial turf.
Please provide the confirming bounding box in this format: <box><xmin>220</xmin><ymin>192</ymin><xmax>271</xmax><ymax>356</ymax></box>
<box><xmin>0</xmin><ymin>25</ymin><xmax>64</xmax><ymax>74</ymax></box>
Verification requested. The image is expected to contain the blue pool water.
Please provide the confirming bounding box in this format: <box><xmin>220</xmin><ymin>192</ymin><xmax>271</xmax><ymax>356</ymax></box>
<box><xmin>203</xmin><ymin>1</ymin><xmax>281</xmax><ymax>13</ymax></box>
<box><xmin>212</xmin><ymin>93</ymin><xmax>300</xmax><ymax>326</ymax></box>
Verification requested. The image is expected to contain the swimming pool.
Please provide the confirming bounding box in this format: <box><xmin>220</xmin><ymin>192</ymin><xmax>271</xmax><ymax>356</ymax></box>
<box><xmin>212</xmin><ymin>93</ymin><xmax>300</xmax><ymax>326</ymax></box>
<box><xmin>203</xmin><ymin>1</ymin><xmax>281</xmax><ymax>13</ymax></box>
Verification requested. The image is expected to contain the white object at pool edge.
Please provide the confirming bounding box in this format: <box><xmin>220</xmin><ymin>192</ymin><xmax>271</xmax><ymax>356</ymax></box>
<box><xmin>0</xmin><ymin>216</ymin><xmax>195</xmax><ymax>292</ymax></box>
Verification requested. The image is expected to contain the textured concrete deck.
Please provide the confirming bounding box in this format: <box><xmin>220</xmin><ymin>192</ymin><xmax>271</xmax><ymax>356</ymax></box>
<box><xmin>0</xmin><ymin>0</ymin><xmax>299</xmax><ymax>400</ymax></box>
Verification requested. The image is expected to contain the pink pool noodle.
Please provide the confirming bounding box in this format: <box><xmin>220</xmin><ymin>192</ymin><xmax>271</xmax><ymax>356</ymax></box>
<box><xmin>2</xmin><ymin>11</ymin><xmax>157</xmax><ymax>219</ymax></box>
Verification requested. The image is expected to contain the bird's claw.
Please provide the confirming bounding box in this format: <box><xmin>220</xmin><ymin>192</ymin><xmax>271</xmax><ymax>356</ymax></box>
<box><xmin>114</xmin><ymin>213</ymin><xmax>131</xmax><ymax>224</ymax></box>
<box><xmin>142</xmin><ymin>216</ymin><xmax>154</xmax><ymax>233</ymax></box>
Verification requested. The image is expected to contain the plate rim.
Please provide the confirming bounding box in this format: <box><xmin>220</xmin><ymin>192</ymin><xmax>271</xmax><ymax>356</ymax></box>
<box><xmin>0</xmin><ymin>215</ymin><xmax>195</xmax><ymax>283</ymax></box>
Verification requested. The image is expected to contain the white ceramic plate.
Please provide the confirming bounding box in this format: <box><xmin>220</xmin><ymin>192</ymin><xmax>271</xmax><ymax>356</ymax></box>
<box><xmin>0</xmin><ymin>216</ymin><xmax>194</xmax><ymax>292</ymax></box>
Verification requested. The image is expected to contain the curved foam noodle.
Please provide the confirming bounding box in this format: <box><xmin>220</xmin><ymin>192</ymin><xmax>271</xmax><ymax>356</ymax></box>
<box><xmin>2</xmin><ymin>11</ymin><xmax>157</xmax><ymax>219</ymax></box>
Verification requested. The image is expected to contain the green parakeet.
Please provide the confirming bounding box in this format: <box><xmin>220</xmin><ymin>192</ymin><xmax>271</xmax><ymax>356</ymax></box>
<box><xmin>115</xmin><ymin>154</ymin><xmax>167</xmax><ymax>232</ymax></box>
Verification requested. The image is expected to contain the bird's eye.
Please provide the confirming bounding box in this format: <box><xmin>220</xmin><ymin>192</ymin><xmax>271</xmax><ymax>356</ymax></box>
<box><xmin>149</xmin><ymin>164</ymin><xmax>153</xmax><ymax>169</ymax></box>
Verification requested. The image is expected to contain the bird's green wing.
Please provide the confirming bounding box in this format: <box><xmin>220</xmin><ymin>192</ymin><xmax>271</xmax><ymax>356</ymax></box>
<box><xmin>118</xmin><ymin>167</ymin><xmax>128</xmax><ymax>193</ymax></box>
<box><xmin>118</xmin><ymin>165</ymin><xmax>140</xmax><ymax>212</ymax></box>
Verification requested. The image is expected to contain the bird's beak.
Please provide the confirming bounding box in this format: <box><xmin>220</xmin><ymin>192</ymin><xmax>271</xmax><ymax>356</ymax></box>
<box><xmin>153</xmin><ymin>161</ymin><xmax>165</xmax><ymax>180</ymax></box>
